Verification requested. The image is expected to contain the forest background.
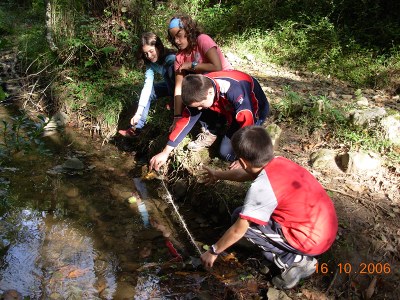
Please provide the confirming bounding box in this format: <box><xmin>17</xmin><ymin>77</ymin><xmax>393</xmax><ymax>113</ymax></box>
<box><xmin>0</xmin><ymin>0</ymin><xmax>399</xmax><ymax>160</ymax></box>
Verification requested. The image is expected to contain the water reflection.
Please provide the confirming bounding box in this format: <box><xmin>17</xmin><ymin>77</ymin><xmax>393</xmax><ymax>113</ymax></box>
<box><xmin>133</xmin><ymin>178</ymin><xmax>150</xmax><ymax>228</ymax></box>
<box><xmin>0</xmin><ymin>209</ymin><xmax>118</xmax><ymax>299</ymax></box>
<box><xmin>0</xmin><ymin>120</ymin><xmax>194</xmax><ymax>299</ymax></box>
<box><xmin>0</xmin><ymin>210</ymin><xmax>44</xmax><ymax>298</ymax></box>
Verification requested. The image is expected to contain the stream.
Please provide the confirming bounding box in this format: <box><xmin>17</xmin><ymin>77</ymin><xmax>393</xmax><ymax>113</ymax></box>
<box><xmin>0</xmin><ymin>103</ymin><xmax>204</xmax><ymax>299</ymax></box>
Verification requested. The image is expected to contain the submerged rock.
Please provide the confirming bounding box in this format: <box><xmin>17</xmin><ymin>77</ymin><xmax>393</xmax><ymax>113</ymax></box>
<box><xmin>63</xmin><ymin>157</ymin><xmax>84</xmax><ymax>170</ymax></box>
<box><xmin>47</xmin><ymin>157</ymin><xmax>85</xmax><ymax>175</ymax></box>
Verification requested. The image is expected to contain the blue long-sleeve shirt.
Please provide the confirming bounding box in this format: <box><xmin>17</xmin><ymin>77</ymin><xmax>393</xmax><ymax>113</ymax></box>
<box><xmin>136</xmin><ymin>54</ymin><xmax>175</xmax><ymax>116</ymax></box>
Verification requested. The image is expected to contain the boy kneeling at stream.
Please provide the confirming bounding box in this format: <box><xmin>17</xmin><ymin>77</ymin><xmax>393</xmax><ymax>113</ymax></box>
<box><xmin>149</xmin><ymin>70</ymin><xmax>269</xmax><ymax>171</ymax></box>
<box><xmin>200</xmin><ymin>126</ymin><xmax>338</xmax><ymax>289</ymax></box>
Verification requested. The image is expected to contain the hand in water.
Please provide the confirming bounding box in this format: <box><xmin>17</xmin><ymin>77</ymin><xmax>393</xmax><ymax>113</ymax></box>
<box><xmin>149</xmin><ymin>152</ymin><xmax>169</xmax><ymax>171</ymax></box>
<box><xmin>201</xmin><ymin>250</ymin><xmax>218</xmax><ymax>269</ymax></box>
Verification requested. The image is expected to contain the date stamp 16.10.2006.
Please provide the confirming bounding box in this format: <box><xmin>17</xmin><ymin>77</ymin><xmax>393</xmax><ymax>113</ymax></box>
<box><xmin>316</xmin><ymin>262</ymin><xmax>391</xmax><ymax>275</ymax></box>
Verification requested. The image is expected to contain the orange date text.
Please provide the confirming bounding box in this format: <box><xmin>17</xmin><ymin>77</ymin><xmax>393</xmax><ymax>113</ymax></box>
<box><xmin>315</xmin><ymin>262</ymin><xmax>391</xmax><ymax>275</ymax></box>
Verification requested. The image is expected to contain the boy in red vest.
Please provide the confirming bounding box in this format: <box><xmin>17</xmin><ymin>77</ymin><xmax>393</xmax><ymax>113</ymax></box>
<box><xmin>200</xmin><ymin>126</ymin><xmax>338</xmax><ymax>289</ymax></box>
<box><xmin>149</xmin><ymin>70</ymin><xmax>269</xmax><ymax>171</ymax></box>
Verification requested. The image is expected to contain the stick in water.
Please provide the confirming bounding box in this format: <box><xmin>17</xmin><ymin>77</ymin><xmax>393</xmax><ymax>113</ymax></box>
<box><xmin>160</xmin><ymin>179</ymin><xmax>202</xmax><ymax>255</ymax></box>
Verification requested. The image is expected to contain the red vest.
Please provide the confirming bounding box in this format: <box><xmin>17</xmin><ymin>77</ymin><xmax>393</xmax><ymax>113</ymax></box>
<box><xmin>266</xmin><ymin>157</ymin><xmax>338</xmax><ymax>255</ymax></box>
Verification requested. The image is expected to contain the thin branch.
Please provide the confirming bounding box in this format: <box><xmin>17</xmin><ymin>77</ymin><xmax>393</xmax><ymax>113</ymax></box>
<box><xmin>325</xmin><ymin>268</ymin><xmax>338</xmax><ymax>295</ymax></box>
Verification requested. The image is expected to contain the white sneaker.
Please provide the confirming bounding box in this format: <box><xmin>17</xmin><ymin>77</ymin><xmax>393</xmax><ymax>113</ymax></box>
<box><xmin>272</xmin><ymin>256</ymin><xmax>317</xmax><ymax>289</ymax></box>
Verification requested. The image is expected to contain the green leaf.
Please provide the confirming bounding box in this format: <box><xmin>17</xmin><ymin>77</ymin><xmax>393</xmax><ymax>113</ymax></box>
<box><xmin>128</xmin><ymin>196</ymin><xmax>137</xmax><ymax>204</ymax></box>
<box><xmin>84</xmin><ymin>59</ymin><xmax>95</xmax><ymax>68</ymax></box>
<box><xmin>0</xmin><ymin>85</ymin><xmax>7</xmax><ymax>101</ymax></box>
<box><xmin>100</xmin><ymin>46</ymin><xmax>117</xmax><ymax>55</ymax></box>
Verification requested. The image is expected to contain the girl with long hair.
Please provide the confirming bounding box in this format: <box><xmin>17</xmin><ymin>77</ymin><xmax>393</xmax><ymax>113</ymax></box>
<box><xmin>119</xmin><ymin>32</ymin><xmax>176</xmax><ymax>137</ymax></box>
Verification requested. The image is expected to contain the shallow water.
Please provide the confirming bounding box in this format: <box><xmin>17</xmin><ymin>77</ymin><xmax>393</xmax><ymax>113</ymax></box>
<box><xmin>0</xmin><ymin>104</ymin><xmax>196</xmax><ymax>299</ymax></box>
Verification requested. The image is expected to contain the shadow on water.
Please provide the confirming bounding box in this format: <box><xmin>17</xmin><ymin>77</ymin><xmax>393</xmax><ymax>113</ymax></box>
<box><xmin>0</xmin><ymin>104</ymin><xmax>204</xmax><ymax>299</ymax></box>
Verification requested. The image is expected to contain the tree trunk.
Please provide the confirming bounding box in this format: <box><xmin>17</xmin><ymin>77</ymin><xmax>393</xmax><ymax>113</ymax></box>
<box><xmin>45</xmin><ymin>0</ymin><xmax>58</xmax><ymax>52</ymax></box>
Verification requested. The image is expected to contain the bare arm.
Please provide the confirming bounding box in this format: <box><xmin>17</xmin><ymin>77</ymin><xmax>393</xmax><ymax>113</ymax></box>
<box><xmin>179</xmin><ymin>47</ymin><xmax>222</xmax><ymax>74</ymax></box>
<box><xmin>173</xmin><ymin>73</ymin><xmax>184</xmax><ymax>116</ymax></box>
<box><xmin>201</xmin><ymin>165</ymin><xmax>255</xmax><ymax>184</ymax></box>
<box><xmin>194</xmin><ymin>47</ymin><xmax>222</xmax><ymax>73</ymax></box>
<box><xmin>201</xmin><ymin>218</ymin><xmax>250</xmax><ymax>268</ymax></box>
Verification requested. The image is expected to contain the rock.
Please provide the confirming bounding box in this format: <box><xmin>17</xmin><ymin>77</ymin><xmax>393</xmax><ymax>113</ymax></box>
<box><xmin>350</xmin><ymin>151</ymin><xmax>382</xmax><ymax>173</ymax></box>
<box><xmin>65</xmin><ymin>187</ymin><xmax>79</xmax><ymax>198</ymax></box>
<box><xmin>172</xmin><ymin>179</ymin><xmax>187</xmax><ymax>199</ymax></box>
<box><xmin>225</xmin><ymin>52</ymin><xmax>242</xmax><ymax>64</ymax></box>
<box><xmin>245</xmin><ymin>53</ymin><xmax>255</xmax><ymax>62</ymax></box>
<box><xmin>109</xmin><ymin>184</ymin><xmax>132</xmax><ymax>199</ymax></box>
<box><xmin>350</xmin><ymin>107</ymin><xmax>387</xmax><ymax>126</ymax></box>
<box><xmin>1</xmin><ymin>290</ymin><xmax>23</xmax><ymax>300</ymax></box>
<box><xmin>43</xmin><ymin>112</ymin><xmax>69</xmax><ymax>135</ymax></box>
<box><xmin>380</xmin><ymin>114</ymin><xmax>400</xmax><ymax>145</ymax></box>
<box><xmin>338</xmin><ymin>151</ymin><xmax>382</xmax><ymax>174</ymax></box>
<box><xmin>342</xmin><ymin>94</ymin><xmax>353</xmax><ymax>100</ymax></box>
<box><xmin>112</xmin><ymin>281</ymin><xmax>136</xmax><ymax>300</ymax></box>
<box><xmin>372</xmin><ymin>95</ymin><xmax>384</xmax><ymax>102</ymax></box>
<box><xmin>63</xmin><ymin>157</ymin><xmax>84</xmax><ymax>170</ymax></box>
<box><xmin>356</xmin><ymin>96</ymin><xmax>369</xmax><ymax>106</ymax></box>
<box><xmin>266</xmin><ymin>124</ymin><xmax>282</xmax><ymax>149</ymax></box>
<box><xmin>267</xmin><ymin>287</ymin><xmax>291</xmax><ymax>300</ymax></box>
<box><xmin>309</xmin><ymin>149</ymin><xmax>342</xmax><ymax>173</ymax></box>
<box><xmin>46</xmin><ymin>164</ymin><xmax>65</xmax><ymax>175</ymax></box>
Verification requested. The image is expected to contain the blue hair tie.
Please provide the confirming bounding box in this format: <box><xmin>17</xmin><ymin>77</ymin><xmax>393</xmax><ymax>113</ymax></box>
<box><xmin>169</xmin><ymin>18</ymin><xmax>183</xmax><ymax>29</ymax></box>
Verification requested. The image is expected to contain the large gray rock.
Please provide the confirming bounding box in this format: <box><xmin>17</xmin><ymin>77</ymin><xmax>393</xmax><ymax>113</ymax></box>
<box><xmin>350</xmin><ymin>107</ymin><xmax>386</xmax><ymax>126</ymax></box>
<box><xmin>310</xmin><ymin>149</ymin><xmax>381</xmax><ymax>175</ymax></box>
<box><xmin>310</xmin><ymin>149</ymin><xmax>342</xmax><ymax>173</ymax></box>
<box><xmin>381</xmin><ymin>114</ymin><xmax>400</xmax><ymax>145</ymax></box>
<box><xmin>337</xmin><ymin>151</ymin><xmax>381</xmax><ymax>174</ymax></box>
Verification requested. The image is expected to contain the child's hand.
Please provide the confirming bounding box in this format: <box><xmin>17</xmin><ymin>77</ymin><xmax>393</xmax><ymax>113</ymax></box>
<box><xmin>201</xmin><ymin>250</ymin><xmax>218</xmax><ymax>269</ymax></box>
<box><xmin>199</xmin><ymin>166</ymin><xmax>218</xmax><ymax>185</ymax></box>
<box><xmin>178</xmin><ymin>62</ymin><xmax>192</xmax><ymax>72</ymax></box>
<box><xmin>229</xmin><ymin>160</ymin><xmax>242</xmax><ymax>170</ymax></box>
<box><xmin>131</xmin><ymin>115</ymin><xmax>140</xmax><ymax>126</ymax></box>
<box><xmin>149</xmin><ymin>152</ymin><xmax>168</xmax><ymax>171</ymax></box>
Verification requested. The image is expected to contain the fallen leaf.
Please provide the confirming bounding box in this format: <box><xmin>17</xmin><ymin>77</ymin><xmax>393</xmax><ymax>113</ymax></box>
<box><xmin>246</xmin><ymin>279</ymin><xmax>258</xmax><ymax>293</ymax></box>
<box><xmin>174</xmin><ymin>271</ymin><xmax>191</xmax><ymax>276</ymax></box>
<box><xmin>302</xmin><ymin>288</ymin><xmax>329</xmax><ymax>300</ymax></box>
<box><xmin>364</xmin><ymin>276</ymin><xmax>377</xmax><ymax>299</ymax></box>
<box><xmin>220</xmin><ymin>252</ymin><xmax>238</xmax><ymax>262</ymax></box>
<box><xmin>67</xmin><ymin>268</ymin><xmax>89</xmax><ymax>278</ymax></box>
<box><xmin>142</xmin><ymin>171</ymin><xmax>158</xmax><ymax>180</ymax></box>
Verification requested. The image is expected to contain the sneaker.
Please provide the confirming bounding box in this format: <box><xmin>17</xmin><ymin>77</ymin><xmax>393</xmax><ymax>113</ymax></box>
<box><xmin>187</xmin><ymin>127</ymin><xmax>217</xmax><ymax>151</ymax></box>
<box><xmin>272</xmin><ymin>256</ymin><xmax>317</xmax><ymax>289</ymax></box>
<box><xmin>118</xmin><ymin>127</ymin><xmax>140</xmax><ymax>138</ymax></box>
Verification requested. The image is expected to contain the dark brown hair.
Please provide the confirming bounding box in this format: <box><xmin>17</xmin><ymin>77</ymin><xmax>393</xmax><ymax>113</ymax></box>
<box><xmin>231</xmin><ymin>126</ymin><xmax>274</xmax><ymax>167</ymax></box>
<box><xmin>137</xmin><ymin>32</ymin><xmax>175</xmax><ymax>67</ymax></box>
<box><xmin>167</xmin><ymin>14</ymin><xmax>203</xmax><ymax>52</ymax></box>
<box><xmin>181</xmin><ymin>74</ymin><xmax>213</xmax><ymax>106</ymax></box>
